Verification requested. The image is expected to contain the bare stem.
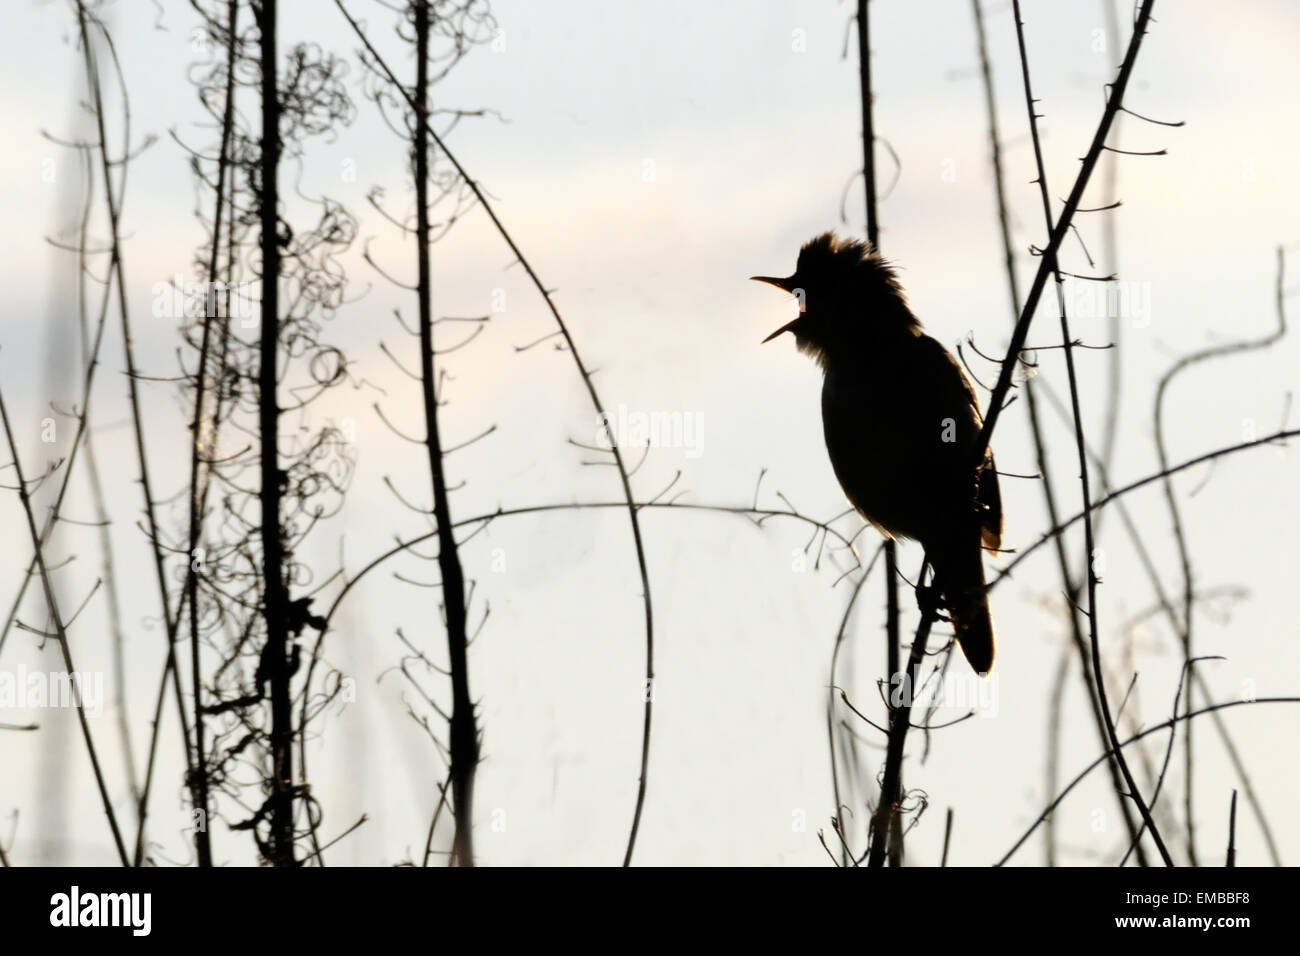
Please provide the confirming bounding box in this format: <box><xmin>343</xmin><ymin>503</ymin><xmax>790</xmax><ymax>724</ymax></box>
<box><xmin>414</xmin><ymin>0</ymin><xmax>478</xmax><ymax>867</ymax></box>
<box><xmin>256</xmin><ymin>0</ymin><xmax>295</xmax><ymax>867</ymax></box>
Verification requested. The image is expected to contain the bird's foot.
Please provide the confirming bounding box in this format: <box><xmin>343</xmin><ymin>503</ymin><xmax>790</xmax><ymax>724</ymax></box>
<box><xmin>915</xmin><ymin>582</ymin><xmax>943</xmax><ymax>617</ymax></box>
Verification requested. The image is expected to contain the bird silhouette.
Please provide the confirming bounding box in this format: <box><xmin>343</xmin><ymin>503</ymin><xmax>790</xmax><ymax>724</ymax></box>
<box><xmin>753</xmin><ymin>232</ymin><xmax>1003</xmax><ymax>674</ymax></box>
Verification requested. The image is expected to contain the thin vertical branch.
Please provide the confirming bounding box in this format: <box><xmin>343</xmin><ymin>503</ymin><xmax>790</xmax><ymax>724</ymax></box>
<box><xmin>74</xmin><ymin>0</ymin><xmax>179</xmax><ymax>703</ymax></box>
<box><xmin>1044</xmin><ymin>646</ymin><xmax>1069</xmax><ymax>865</ymax></box>
<box><xmin>1011</xmin><ymin>0</ymin><xmax>1172</xmax><ymax>866</ymax></box>
<box><xmin>138</xmin><ymin>126</ymin><xmax>248</xmax><ymax>864</ymax></box>
<box><xmin>1225</xmin><ymin>790</ymin><xmax>1237</xmax><ymax>867</ymax></box>
<box><xmin>73</xmin><ymin>0</ymin><xmax>201</xmax><ymax>861</ymax></box>
<box><xmin>972</xmin><ymin>0</ymin><xmax>1148</xmax><ymax>864</ymax></box>
<box><xmin>1097</xmin><ymin>0</ymin><xmax>1124</xmax><ymax>487</ymax></box>
<box><xmin>940</xmin><ymin>807</ymin><xmax>954</xmax><ymax>866</ymax></box>
<box><xmin>857</xmin><ymin>0</ymin><xmax>879</xmax><ymax>244</ymax></box>
<box><xmin>867</xmin><ymin>570</ymin><xmax>935</xmax><ymax>867</ymax></box>
<box><xmin>256</xmin><ymin>0</ymin><xmax>294</xmax><ymax>867</ymax></box>
<box><xmin>180</xmin><ymin>0</ymin><xmax>240</xmax><ymax>870</ymax></box>
<box><xmin>414</xmin><ymin>0</ymin><xmax>478</xmax><ymax>867</ymax></box>
<box><xmin>856</xmin><ymin>0</ymin><xmax>896</xmax><ymax>680</ymax></box>
<box><xmin>857</xmin><ymin>0</ymin><xmax>907</xmax><ymax>867</ymax></box>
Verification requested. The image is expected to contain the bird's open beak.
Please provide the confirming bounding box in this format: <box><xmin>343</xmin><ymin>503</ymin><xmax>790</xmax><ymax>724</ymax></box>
<box><xmin>761</xmin><ymin>318</ymin><xmax>801</xmax><ymax>343</ymax></box>
<box><xmin>751</xmin><ymin>275</ymin><xmax>801</xmax><ymax>343</ymax></box>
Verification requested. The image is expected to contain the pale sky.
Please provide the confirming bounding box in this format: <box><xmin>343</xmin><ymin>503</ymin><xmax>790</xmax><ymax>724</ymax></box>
<box><xmin>1</xmin><ymin>0</ymin><xmax>1298</xmax><ymax>866</ymax></box>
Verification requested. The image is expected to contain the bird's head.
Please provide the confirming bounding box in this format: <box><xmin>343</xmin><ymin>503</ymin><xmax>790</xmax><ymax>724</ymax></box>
<box><xmin>752</xmin><ymin>231</ymin><xmax>919</xmax><ymax>367</ymax></box>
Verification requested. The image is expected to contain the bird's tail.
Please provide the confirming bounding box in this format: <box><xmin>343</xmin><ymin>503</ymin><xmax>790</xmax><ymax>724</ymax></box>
<box><xmin>930</xmin><ymin>537</ymin><xmax>995</xmax><ymax>676</ymax></box>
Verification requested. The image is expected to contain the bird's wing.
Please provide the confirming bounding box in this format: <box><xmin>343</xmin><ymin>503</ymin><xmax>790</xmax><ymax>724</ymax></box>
<box><xmin>909</xmin><ymin>334</ymin><xmax>1002</xmax><ymax>548</ymax></box>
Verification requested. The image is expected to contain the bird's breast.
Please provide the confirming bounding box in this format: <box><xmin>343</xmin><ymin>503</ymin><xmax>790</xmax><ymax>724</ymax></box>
<box><xmin>820</xmin><ymin>369</ymin><xmax>925</xmax><ymax>541</ymax></box>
